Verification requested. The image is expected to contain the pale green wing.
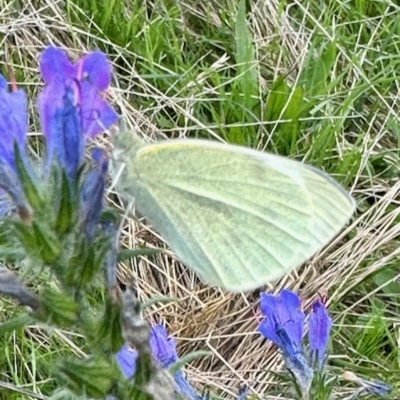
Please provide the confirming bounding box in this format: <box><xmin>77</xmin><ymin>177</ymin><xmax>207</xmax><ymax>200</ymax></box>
<box><xmin>114</xmin><ymin>139</ymin><xmax>355</xmax><ymax>292</ymax></box>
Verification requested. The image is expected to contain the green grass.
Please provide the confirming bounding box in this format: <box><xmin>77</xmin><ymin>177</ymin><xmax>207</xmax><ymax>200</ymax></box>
<box><xmin>1</xmin><ymin>0</ymin><xmax>400</xmax><ymax>398</ymax></box>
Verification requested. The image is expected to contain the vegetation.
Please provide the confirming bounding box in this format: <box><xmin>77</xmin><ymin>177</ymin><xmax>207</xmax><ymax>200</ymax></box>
<box><xmin>0</xmin><ymin>0</ymin><xmax>399</xmax><ymax>398</ymax></box>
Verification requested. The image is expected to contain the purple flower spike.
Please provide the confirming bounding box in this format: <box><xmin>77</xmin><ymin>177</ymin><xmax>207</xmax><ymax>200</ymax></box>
<box><xmin>258</xmin><ymin>290</ymin><xmax>305</xmax><ymax>354</ymax></box>
<box><xmin>258</xmin><ymin>290</ymin><xmax>313</xmax><ymax>394</ymax></box>
<box><xmin>0</xmin><ymin>74</ymin><xmax>30</xmax><ymax>216</ymax></box>
<box><xmin>44</xmin><ymin>85</ymin><xmax>84</xmax><ymax>178</ymax></box>
<box><xmin>116</xmin><ymin>324</ymin><xmax>203</xmax><ymax>399</ymax></box>
<box><xmin>0</xmin><ymin>74</ymin><xmax>28</xmax><ymax>168</ymax></box>
<box><xmin>308</xmin><ymin>300</ymin><xmax>332</xmax><ymax>369</ymax></box>
<box><xmin>38</xmin><ymin>46</ymin><xmax>118</xmax><ymax>172</ymax></box>
<box><xmin>149</xmin><ymin>324</ymin><xmax>179</xmax><ymax>368</ymax></box>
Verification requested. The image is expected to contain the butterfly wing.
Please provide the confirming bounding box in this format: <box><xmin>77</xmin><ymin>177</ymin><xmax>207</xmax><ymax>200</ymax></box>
<box><xmin>114</xmin><ymin>138</ymin><xmax>355</xmax><ymax>292</ymax></box>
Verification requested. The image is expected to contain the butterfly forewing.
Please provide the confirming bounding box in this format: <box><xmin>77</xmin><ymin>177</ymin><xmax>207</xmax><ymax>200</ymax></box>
<box><xmin>113</xmin><ymin>137</ymin><xmax>355</xmax><ymax>291</ymax></box>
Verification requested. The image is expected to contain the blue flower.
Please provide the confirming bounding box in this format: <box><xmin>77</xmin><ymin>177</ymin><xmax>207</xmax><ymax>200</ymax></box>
<box><xmin>258</xmin><ymin>290</ymin><xmax>305</xmax><ymax>354</ymax></box>
<box><xmin>0</xmin><ymin>74</ymin><xmax>29</xmax><ymax>216</ymax></box>
<box><xmin>116</xmin><ymin>344</ymin><xmax>138</xmax><ymax>379</ymax></box>
<box><xmin>360</xmin><ymin>379</ymin><xmax>392</xmax><ymax>397</ymax></box>
<box><xmin>258</xmin><ymin>290</ymin><xmax>314</xmax><ymax>393</ymax></box>
<box><xmin>0</xmin><ymin>74</ymin><xmax>28</xmax><ymax>167</ymax></box>
<box><xmin>38</xmin><ymin>46</ymin><xmax>118</xmax><ymax>177</ymax></box>
<box><xmin>342</xmin><ymin>371</ymin><xmax>392</xmax><ymax>398</ymax></box>
<box><xmin>44</xmin><ymin>85</ymin><xmax>84</xmax><ymax>179</ymax></box>
<box><xmin>116</xmin><ymin>324</ymin><xmax>202</xmax><ymax>400</ymax></box>
<box><xmin>80</xmin><ymin>149</ymin><xmax>108</xmax><ymax>238</ymax></box>
<box><xmin>308</xmin><ymin>299</ymin><xmax>332</xmax><ymax>369</ymax></box>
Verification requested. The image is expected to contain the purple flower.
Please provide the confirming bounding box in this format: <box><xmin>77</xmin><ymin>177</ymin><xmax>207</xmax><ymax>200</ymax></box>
<box><xmin>0</xmin><ymin>74</ymin><xmax>28</xmax><ymax>167</ymax></box>
<box><xmin>38</xmin><ymin>46</ymin><xmax>118</xmax><ymax>176</ymax></box>
<box><xmin>342</xmin><ymin>371</ymin><xmax>392</xmax><ymax>398</ymax></box>
<box><xmin>80</xmin><ymin>149</ymin><xmax>108</xmax><ymax>238</ymax></box>
<box><xmin>116</xmin><ymin>344</ymin><xmax>138</xmax><ymax>379</ymax></box>
<box><xmin>116</xmin><ymin>324</ymin><xmax>202</xmax><ymax>400</ymax></box>
<box><xmin>258</xmin><ymin>290</ymin><xmax>314</xmax><ymax>393</ymax></box>
<box><xmin>360</xmin><ymin>379</ymin><xmax>392</xmax><ymax>397</ymax></box>
<box><xmin>258</xmin><ymin>290</ymin><xmax>305</xmax><ymax>354</ymax></box>
<box><xmin>149</xmin><ymin>324</ymin><xmax>179</xmax><ymax>367</ymax></box>
<box><xmin>0</xmin><ymin>74</ymin><xmax>29</xmax><ymax>216</ymax></box>
<box><xmin>308</xmin><ymin>299</ymin><xmax>332</xmax><ymax>369</ymax></box>
<box><xmin>44</xmin><ymin>85</ymin><xmax>84</xmax><ymax>178</ymax></box>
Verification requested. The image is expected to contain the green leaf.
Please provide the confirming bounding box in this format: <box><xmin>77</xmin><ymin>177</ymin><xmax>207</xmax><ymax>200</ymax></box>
<box><xmin>373</xmin><ymin>268</ymin><xmax>400</xmax><ymax>296</ymax></box>
<box><xmin>0</xmin><ymin>314</ymin><xmax>33</xmax><ymax>336</ymax></box>
<box><xmin>231</xmin><ymin>0</ymin><xmax>258</xmax><ymax>144</ymax></box>
<box><xmin>265</xmin><ymin>77</ymin><xmax>305</xmax><ymax>154</ymax></box>
<box><xmin>94</xmin><ymin>298</ymin><xmax>123</xmax><ymax>353</ymax></box>
<box><xmin>32</xmin><ymin>221</ymin><xmax>62</xmax><ymax>263</ymax></box>
<box><xmin>40</xmin><ymin>288</ymin><xmax>78</xmax><ymax>327</ymax></box>
<box><xmin>235</xmin><ymin>0</ymin><xmax>258</xmax><ymax>99</ymax></box>
<box><xmin>66</xmin><ymin>240</ymin><xmax>97</xmax><ymax>287</ymax></box>
<box><xmin>301</xmin><ymin>41</ymin><xmax>337</xmax><ymax>98</ymax></box>
<box><xmin>123</xmin><ymin>386</ymin><xmax>152</xmax><ymax>400</ymax></box>
<box><xmin>55</xmin><ymin>170</ymin><xmax>74</xmax><ymax>235</ymax></box>
<box><xmin>227</xmin><ymin>125</ymin><xmax>247</xmax><ymax>146</ymax></box>
<box><xmin>14</xmin><ymin>142</ymin><xmax>45</xmax><ymax>212</ymax></box>
<box><xmin>10</xmin><ymin>220</ymin><xmax>37</xmax><ymax>251</ymax></box>
<box><xmin>265</xmin><ymin>77</ymin><xmax>290</xmax><ymax>121</ymax></box>
<box><xmin>56</xmin><ymin>356</ymin><xmax>115</xmax><ymax>398</ymax></box>
<box><xmin>169</xmin><ymin>350</ymin><xmax>211</xmax><ymax>374</ymax></box>
<box><xmin>117</xmin><ymin>248</ymin><xmax>162</xmax><ymax>262</ymax></box>
<box><xmin>133</xmin><ymin>352</ymin><xmax>153</xmax><ymax>387</ymax></box>
<box><xmin>282</xmin><ymin>86</ymin><xmax>305</xmax><ymax>120</ymax></box>
<box><xmin>48</xmin><ymin>388</ymin><xmax>82</xmax><ymax>400</ymax></box>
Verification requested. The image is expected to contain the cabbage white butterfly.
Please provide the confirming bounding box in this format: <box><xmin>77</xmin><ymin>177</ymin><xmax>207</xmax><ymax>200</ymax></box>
<box><xmin>112</xmin><ymin>131</ymin><xmax>355</xmax><ymax>292</ymax></box>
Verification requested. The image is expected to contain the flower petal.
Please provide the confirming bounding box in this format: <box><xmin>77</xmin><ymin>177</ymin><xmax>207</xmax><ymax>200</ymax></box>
<box><xmin>361</xmin><ymin>379</ymin><xmax>392</xmax><ymax>397</ymax></box>
<box><xmin>79</xmin><ymin>81</ymin><xmax>118</xmax><ymax>137</ymax></box>
<box><xmin>0</xmin><ymin>196</ymin><xmax>14</xmax><ymax>217</ymax></box>
<box><xmin>259</xmin><ymin>290</ymin><xmax>305</xmax><ymax>352</ymax></box>
<box><xmin>42</xmin><ymin>85</ymin><xmax>84</xmax><ymax>178</ymax></box>
<box><xmin>117</xmin><ymin>324</ymin><xmax>203</xmax><ymax>399</ymax></box>
<box><xmin>0</xmin><ymin>159</ymin><xmax>28</xmax><ymax>214</ymax></box>
<box><xmin>150</xmin><ymin>324</ymin><xmax>179</xmax><ymax>368</ymax></box>
<box><xmin>258</xmin><ymin>318</ymin><xmax>283</xmax><ymax>348</ymax></box>
<box><xmin>116</xmin><ymin>345</ymin><xmax>138</xmax><ymax>379</ymax></box>
<box><xmin>38</xmin><ymin>47</ymin><xmax>118</xmax><ymax>144</ymax></box>
<box><xmin>342</xmin><ymin>371</ymin><xmax>392</xmax><ymax>398</ymax></box>
<box><xmin>80</xmin><ymin>51</ymin><xmax>112</xmax><ymax>90</ymax></box>
<box><xmin>308</xmin><ymin>300</ymin><xmax>332</xmax><ymax>369</ymax></box>
<box><xmin>0</xmin><ymin>75</ymin><xmax>28</xmax><ymax>166</ymax></box>
<box><xmin>40</xmin><ymin>47</ymin><xmax>76</xmax><ymax>84</ymax></box>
